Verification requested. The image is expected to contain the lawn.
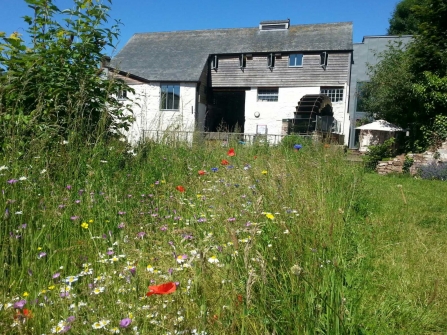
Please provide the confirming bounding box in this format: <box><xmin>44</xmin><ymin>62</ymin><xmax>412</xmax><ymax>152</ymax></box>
<box><xmin>1</xmin><ymin>138</ymin><xmax>446</xmax><ymax>334</ymax></box>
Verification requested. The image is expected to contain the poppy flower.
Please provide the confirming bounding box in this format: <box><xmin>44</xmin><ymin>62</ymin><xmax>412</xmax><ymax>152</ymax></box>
<box><xmin>146</xmin><ymin>282</ymin><xmax>177</xmax><ymax>296</ymax></box>
<box><xmin>14</xmin><ymin>308</ymin><xmax>32</xmax><ymax>320</ymax></box>
<box><xmin>227</xmin><ymin>148</ymin><xmax>235</xmax><ymax>157</ymax></box>
<box><xmin>198</xmin><ymin>170</ymin><xmax>206</xmax><ymax>175</ymax></box>
<box><xmin>221</xmin><ymin>159</ymin><xmax>229</xmax><ymax>165</ymax></box>
<box><xmin>176</xmin><ymin>185</ymin><xmax>185</xmax><ymax>192</ymax></box>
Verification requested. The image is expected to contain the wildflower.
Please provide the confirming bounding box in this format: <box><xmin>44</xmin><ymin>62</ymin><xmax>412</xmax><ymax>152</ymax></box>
<box><xmin>0</xmin><ymin>165</ymin><xmax>8</xmax><ymax>171</ymax></box>
<box><xmin>81</xmin><ymin>222</ymin><xmax>89</xmax><ymax>229</ymax></box>
<box><xmin>265</xmin><ymin>213</ymin><xmax>274</xmax><ymax>220</ymax></box>
<box><xmin>14</xmin><ymin>308</ymin><xmax>32</xmax><ymax>320</ymax></box>
<box><xmin>118</xmin><ymin>222</ymin><xmax>125</xmax><ymax>229</ymax></box>
<box><xmin>92</xmin><ymin>287</ymin><xmax>105</xmax><ymax>295</ymax></box>
<box><xmin>70</xmin><ymin>216</ymin><xmax>80</xmax><ymax>221</ymax></box>
<box><xmin>110</xmin><ymin>327</ymin><xmax>120</xmax><ymax>333</ymax></box>
<box><xmin>38</xmin><ymin>252</ymin><xmax>47</xmax><ymax>259</ymax></box>
<box><xmin>176</xmin><ymin>254</ymin><xmax>188</xmax><ymax>264</ymax></box>
<box><xmin>119</xmin><ymin>318</ymin><xmax>132</xmax><ymax>328</ymax></box>
<box><xmin>52</xmin><ymin>272</ymin><xmax>61</xmax><ymax>279</ymax></box>
<box><xmin>291</xmin><ymin>264</ymin><xmax>303</xmax><ymax>276</ymax></box>
<box><xmin>19</xmin><ymin>176</ymin><xmax>27</xmax><ymax>181</ymax></box>
<box><xmin>64</xmin><ymin>276</ymin><xmax>79</xmax><ymax>285</ymax></box>
<box><xmin>66</xmin><ymin>185</ymin><xmax>72</xmax><ymax>190</ymax></box>
<box><xmin>208</xmin><ymin>255</ymin><xmax>219</xmax><ymax>264</ymax></box>
<box><xmin>89</xmin><ymin>219</ymin><xmax>94</xmax><ymax>223</ymax></box>
<box><xmin>227</xmin><ymin>148</ymin><xmax>235</xmax><ymax>157</ymax></box>
<box><xmin>211</xmin><ymin>167</ymin><xmax>218</xmax><ymax>172</ymax></box>
<box><xmin>146</xmin><ymin>282</ymin><xmax>177</xmax><ymax>296</ymax></box>
<box><xmin>221</xmin><ymin>159</ymin><xmax>229</xmax><ymax>165</ymax></box>
<box><xmin>92</xmin><ymin>319</ymin><xmax>110</xmax><ymax>329</ymax></box>
<box><xmin>293</xmin><ymin>144</ymin><xmax>302</xmax><ymax>151</ymax></box>
<box><xmin>13</xmin><ymin>300</ymin><xmax>26</xmax><ymax>309</ymax></box>
<box><xmin>136</xmin><ymin>231</ymin><xmax>146</xmax><ymax>239</ymax></box>
<box><xmin>118</xmin><ymin>211</ymin><xmax>126</xmax><ymax>215</ymax></box>
<box><xmin>176</xmin><ymin>185</ymin><xmax>185</xmax><ymax>192</ymax></box>
<box><xmin>261</xmin><ymin>170</ymin><xmax>268</xmax><ymax>175</ymax></box>
<box><xmin>146</xmin><ymin>265</ymin><xmax>154</xmax><ymax>273</ymax></box>
<box><xmin>198</xmin><ymin>170</ymin><xmax>206</xmax><ymax>175</ymax></box>
<box><xmin>7</xmin><ymin>179</ymin><xmax>18</xmax><ymax>184</ymax></box>
<box><xmin>40</xmin><ymin>169</ymin><xmax>47</xmax><ymax>174</ymax></box>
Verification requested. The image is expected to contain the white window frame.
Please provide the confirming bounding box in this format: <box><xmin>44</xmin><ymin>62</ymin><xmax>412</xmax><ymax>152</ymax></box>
<box><xmin>320</xmin><ymin>87</ymin><xmax>344</xmax><ymax>103</ymax></box>
<box><xmin>257</xmin><ymin>88</ymin><xmax>278</xmax><ymax>102</ymax></box>
<box><xmin>211</xmin><ymin>55</ymin><xmax>218</xmax><ymax>70</ymax></box>
<box><xmin>289</xmin><ymin>54</ymin><xmax>303</xmax><ymax>67</ymax></box>
<box><xmin>267</xmin><ymin>53</ymin><xmax>275</xmax><ymax>69</ymax></box>
<box><xmin>320</xmin><ymin>52</ymin><xmax>328</xmax><ymax>68</ymax></box>
<box><xmin>160</xmin><ymin>84</ymin><xmax>180</xmax><ymax>110</ymax></box>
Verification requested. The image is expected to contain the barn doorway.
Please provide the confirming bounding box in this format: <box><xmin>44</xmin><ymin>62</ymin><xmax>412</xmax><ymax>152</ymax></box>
<box><xmin>205</xmin><ymin>90</ymin><xmax>246</xmax><ymax>133</ymax></box>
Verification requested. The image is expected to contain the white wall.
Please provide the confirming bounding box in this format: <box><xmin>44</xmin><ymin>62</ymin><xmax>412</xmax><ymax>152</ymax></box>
<box><xmin>122</xmin><ymin>82</ymin><xmax>197</xmax><ymax>144</ymax></box>
<box><xmin>244</xmin><ymin>86</ymin><xmax>349</xmax><ymax>145</ymax></box>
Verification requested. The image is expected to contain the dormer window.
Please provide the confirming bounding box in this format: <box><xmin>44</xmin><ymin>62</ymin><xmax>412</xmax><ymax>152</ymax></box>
<box><xmin>211</xmin><ymin>55</ymin><xmax>218</xmax><ymax>70</ymax></box>
<box><xmin>289</xmin><ymin>54</ymin><xmax>303</xmax><ymax>67</ymax></box>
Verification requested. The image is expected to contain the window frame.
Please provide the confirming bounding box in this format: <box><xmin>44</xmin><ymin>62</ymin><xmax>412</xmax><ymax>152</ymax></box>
<box><xmin>257</xmin><ymin>88</ymin><xmax>279</xmax><ymax>102</ymax></box>
<box><xmin>288</xmin><ymin>53</ymin><xmax>303</xmax><ymax>67</ymax></box>
<box><xmin>211</xmin><ymin>55</ymin><xmax>218</xmax><ymax>70</ymax></box>
<box><xmin>320</xmin><ymin>52</ymin><xmax>328</xmax><ymax>68</ymax></box>
<box><xmin>320</xmin><ymin>87</ymin><xmax>344</xmax><ymax>103</ymax></box>
<box><xmin>160</xmin><ymin>84</ymin><xmax>180</xmax><ymax>111</ymax></box>
<box><xmin>117</xmin><ymin>90</ymin><xmax>128</xmax><ymax>100</ymax></box>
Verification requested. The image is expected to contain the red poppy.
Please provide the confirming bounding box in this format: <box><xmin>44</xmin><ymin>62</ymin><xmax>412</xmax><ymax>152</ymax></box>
<box><xmin>198</xmin><ymin>170</ymin><xmax>206</xmax><ymax>175</ymax></box>
<box><xmin>254</xmin><ymin>156</ymin><xmax>257</xmax><ymax>159</ymax></box>
<box><xmin>146</xmin><ymin>282</ymin><xmax>177</xmax><ymax>296</ymax></box>
<box><xmin>227</xmin><ymin>148</ymin><xmax>235</xmax><ymax>157</ymax></box>
<box><xmin>14</xmin><ymin>308</ymin><xmax>32</xmax><ymax>320</ymax></box>
<box><xmin>176</xmin><ymin>185</ymin><xmax>185</xmax><ymax>192</ymax></box>
<box><xmin>221</xmin><ymin>159</ymin><xmax>229</xmax><ymax>165</ymax></box>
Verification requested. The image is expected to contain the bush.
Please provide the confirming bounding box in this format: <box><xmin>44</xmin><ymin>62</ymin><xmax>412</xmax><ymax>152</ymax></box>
<box><xmin>363</xmin><ymin>137</ymin><xmax>396</xmax><ymax>170</ymax></box>
<box><xmin>419</xmin><ymin>162</ymin><xmax>447</xmax><ymax>180</ymax></box>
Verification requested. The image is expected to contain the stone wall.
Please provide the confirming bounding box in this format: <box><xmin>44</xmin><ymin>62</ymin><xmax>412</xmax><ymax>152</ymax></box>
<box><xmin>376</xmin><ymin>141</ymin><xmax>447</xmax><ymax>175</ymax></box>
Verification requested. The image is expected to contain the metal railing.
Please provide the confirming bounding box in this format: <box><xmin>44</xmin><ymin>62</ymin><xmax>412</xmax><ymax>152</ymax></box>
<box><xmin>141</xmin><ymin>130</ymin><xmax>314</xmax><ymax>146</ymax></box>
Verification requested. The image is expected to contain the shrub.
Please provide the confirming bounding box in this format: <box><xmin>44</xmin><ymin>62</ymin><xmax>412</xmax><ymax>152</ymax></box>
<box><xmin>419</xmin><ymin>162</ymin><xmax>447</xmax><ymax>180</ymax></box>
<box><xmin>363</xmin><ymin>137</ymin><xmax>396</xmax><ymax>170</ymax></box>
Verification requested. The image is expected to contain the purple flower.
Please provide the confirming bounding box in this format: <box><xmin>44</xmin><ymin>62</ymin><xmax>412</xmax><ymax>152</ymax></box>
<box><xmin>60</xmin><ymin>325</ymin><xmax>71</xmax><ymax>333</ymax></box>
<box><xmin>13</xmin><ymin>300</ymin><xmax>26</xmax><ymax>309</ymax></box>
<box><xmin>58</xmin><ymin>204</ymin><xmax>66</xmax><ymax>209</ymax></box>
<box><xmin>119</xmin><ymin>318</ymin><xmax>132</xmax><ymax>328</ymax></box>
<box><xmin>118</xmin><ymin>222</ymin><xmax>125</xmax><ymax>229</ymax></box>
<box><xmin>60</xmin><ymin>292</ymin><xmax>70</xmax><ymax>298</ymax></box>
<box><xmin>107</xmin><ymin>250</ymin><xmax>114</xmax><ymax>255</ymax></box>
<box><xmin>211</xmin><ymin>167</ymin><xmax>218</xmax><ymax>172</ymax></box>
<box><xmin>129</xmin><ymin>267</ymin><xmax>136</xmax><ymax>276</ymax></box>
<box><xmin>160</xmin><ymin>225</ymin><xmax>168</xmax><ymax>231</ymax></box>
<box><xmin>136</xmin><ymin>231</ymin><xmax>145</xmax><ymax>239</ymax></box>
<box><xmin>75</xmin><ymin>200</ymin><xmax>81</xmax><ymax>204</ymax></box>
<box><xmin>7</xmin><ymin>179</ymin><xmax>18</xmax><ymax>184</ymax></box>
<box><xmin>20</xmin><ymin>224</ymin><xmax>27</xmax><ymax>229</ymax></box>
<box><xmin>66</xmin><ymin>185</ymin><xmax>72</xmax><ymax>190</ymax></box>
<box><xmin>66</xmin><ymin>316</ymin><xmax>75</xmax><ymax>323</ymax></box>
<box><xmin>70</xmin><ymin>216</ymin><xmax>80</xmax><ymax>221</ymax></box>
<box><xmin>118</xmin><ymin>211</ymin><xmax>126</xmax><ymax>215</ymax></box>
<box><xmin>38</xmin><ymin>252</ymin><xmax>47</xmax><ymax>259</ymax></box>
<box><xmin>227</xmin><ymin>217</ymin><xmax>236</xmax><ymax>222</ymax></box>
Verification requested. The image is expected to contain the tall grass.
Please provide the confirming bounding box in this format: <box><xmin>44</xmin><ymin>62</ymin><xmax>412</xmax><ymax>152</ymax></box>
<box><xmin>1</xmin><ymin>138</ymin><xmax>446</xmax><ymax>334</ymax></box>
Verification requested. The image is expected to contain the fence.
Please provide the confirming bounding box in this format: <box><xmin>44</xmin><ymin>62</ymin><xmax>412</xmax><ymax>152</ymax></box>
<box><xmin>141</xmin><ymin>130</ymin><xmax>315</xmax><ymax>146</ymax></box>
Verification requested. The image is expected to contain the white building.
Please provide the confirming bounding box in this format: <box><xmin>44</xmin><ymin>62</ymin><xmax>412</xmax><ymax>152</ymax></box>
<box><xmin>110</xmin><ymin>20</ymin><xmax>353</xmax><ymax>145</ymax></box>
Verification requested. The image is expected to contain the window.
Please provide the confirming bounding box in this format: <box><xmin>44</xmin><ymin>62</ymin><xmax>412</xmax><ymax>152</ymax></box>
<box><xmin>289</xmin><ymin>54</ymin><xmax>303</xmax><ymax>67</ymax></box>
<box><xmin>160</xmin><ymin>84</ymin><xmax>180</xmax><ymax>110</ymax></box>
<box><xmin>267</xmin><ymin>53</ymin><xmax>275</xmax><ymax>69</ymax></box>
<box><xmin>320</xmin><ymin>52</ymin><xmax>328</xmax><ymax>68</ymax></box>
<box><xmin>356</xmin><ymin>82</ymin><xmax>369</xmax><ymax>112</ymax></box>
<box><xmin>257</xmin><ymin>88</ymin><xmax>278</xmax><ymax>102</ymax></box>
<box><xmin>240</xmin><ymin>54</ymin><xmax>247</xmax><ymax>69</ymax></box>
<box><xmin>211</xmin><ymin>55</ymin><xmax>218</xmax><ymax>70</ymax></box>
<box><xmin>117</xmin><ymin>90</ymin><xmax>127</xmax><ymax>100</ymax></box>
<box><xmin>320</xmin><ymin>87</ymin><xmax>344</xmax><ymax>102</ymax></box>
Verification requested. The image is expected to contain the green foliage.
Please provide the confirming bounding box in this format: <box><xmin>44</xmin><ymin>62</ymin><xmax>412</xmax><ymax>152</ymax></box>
<box><xmin>420</xmin><ymin>114</ymin><xmax>447</xmax><ymax>149</ymax></box>
<box><xmin>403</xmin><ymin>155</ymin><xmax>414</xmax><ymax>173</ymax></box>
<box><xmin>388</xmin><ymin>0</ymin><xmax>425</xmax><ymax>35</ymax></box>
<box><xmin>0</xmin><ymin>0</ymin><xmax>134</xmax><ymax>153</ymax></box>
<box><xmin>362</xmin><ymin>137</ymin><xmax>396</xmax><ymax>170</ymax></box>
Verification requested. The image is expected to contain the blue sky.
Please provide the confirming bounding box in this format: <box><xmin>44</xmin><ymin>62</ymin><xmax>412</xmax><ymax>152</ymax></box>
<box><xmin>0</xmin><ymin>0</ymin><xmax>400</xmax><ymax>56</ymax></box>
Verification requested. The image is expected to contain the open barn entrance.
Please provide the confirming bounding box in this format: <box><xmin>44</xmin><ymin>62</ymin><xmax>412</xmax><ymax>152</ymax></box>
<box><xmin>205</xmin><ymin>90</ymin><xmax>245</xmax><ymax>132</ymax></box>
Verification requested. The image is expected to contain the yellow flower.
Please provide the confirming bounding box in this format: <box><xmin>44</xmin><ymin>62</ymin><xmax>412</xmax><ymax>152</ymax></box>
<box><xmin>37</xmin><ymin>247</ymin><xmax>42</xmax><ymax>250</ymax></box>
<box><xmin>48</xmin><ymin>285</ymin><xmax>55</xmax><ymax>290</ymax></box>
<box><xmin>266</xmin><ymin>213</ymin><xmax>275</xmax><ymax>220</ymax></box>
<box><xmin>22</xmin><ymin>291</ymin><xmax>29</xmax><ymax>297</ymax></box>
<box><xmin>161</xmin><ymin>180</ymin><xmax>166</xmax><ymax>184</ymax></box>
<box><xmin>81</xmin><ymin>222</ymin><xmax>89</xmax><ymax>229</ymax></box>
<box><xmin>261</xmin><ymin>170</ymin><xmax>268</xmax><ymax>175</ymax></box>
<box><xmin>88</xmin><ymin>219</ymin><xmax>94</xmax><ymax>223</ymax></box>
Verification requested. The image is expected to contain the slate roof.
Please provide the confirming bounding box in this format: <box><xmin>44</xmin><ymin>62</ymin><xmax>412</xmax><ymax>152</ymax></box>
<box><xmin>111</xmin><ymin>22</ymin><xmax>353</xmax><ymax>82</ymax></box>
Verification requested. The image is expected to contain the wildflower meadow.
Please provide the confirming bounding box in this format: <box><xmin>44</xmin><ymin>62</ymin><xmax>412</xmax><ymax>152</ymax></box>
<box><xmin>2</xmin><ymin>138</ymin><xmax>447</xmax><ymax>335</ymax></box>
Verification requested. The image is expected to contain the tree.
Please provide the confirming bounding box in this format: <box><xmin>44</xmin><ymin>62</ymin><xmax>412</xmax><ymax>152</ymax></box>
<box><xmin>388</xmin><ymin>0</ymin><xmax>425</xmax><ymax>35</ymax></box>
<box><xmin>0</xmin><ymin>0</ymin><xmax>133</xmax><ymax>152</ymax></box>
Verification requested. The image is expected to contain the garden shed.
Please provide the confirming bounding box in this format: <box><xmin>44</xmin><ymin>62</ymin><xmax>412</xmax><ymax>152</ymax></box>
<box><xmin>356</xmin><ymin>119</ymin><xmax>404</xmax><ymax>152</ymax></box>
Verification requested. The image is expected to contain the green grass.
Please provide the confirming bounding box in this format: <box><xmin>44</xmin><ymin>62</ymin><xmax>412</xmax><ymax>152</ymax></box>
<box><xmin>1</xmin><ymin>139</ymin><xmax>446</xmax><ymax>334</ymax></box>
